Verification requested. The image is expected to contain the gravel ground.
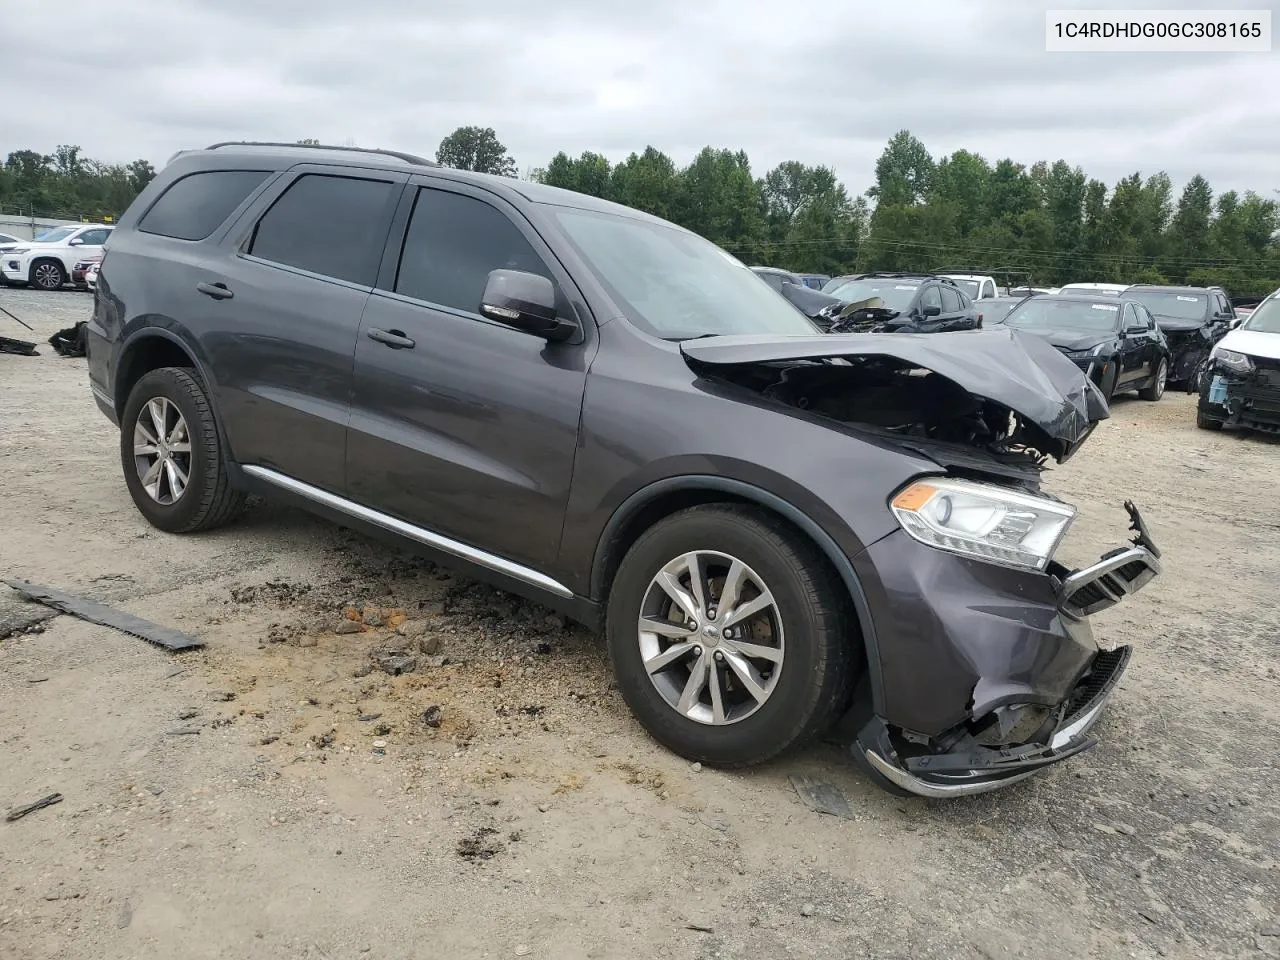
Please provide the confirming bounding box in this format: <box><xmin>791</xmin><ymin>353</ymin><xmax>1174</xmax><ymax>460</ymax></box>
<box><xmin>2</xmin><ymin>286</ymin><xmax>1278</xmax><ymax>960</ymax></box>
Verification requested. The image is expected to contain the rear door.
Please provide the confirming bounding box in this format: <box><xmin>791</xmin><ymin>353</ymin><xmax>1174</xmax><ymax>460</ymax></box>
<box><xmin>939</xmin><ymin>285</ymin><xmax>969</xmax><ymax>325</ymax></box>
<box><xmin>191</xmin><ymin>166</ymin><xmax>405</xmax><ymax>492</ymax></box>
<box><xmin>345</xmin><ymin>179</ymin><xmax>593</xmax><ymax>574</ymax></box>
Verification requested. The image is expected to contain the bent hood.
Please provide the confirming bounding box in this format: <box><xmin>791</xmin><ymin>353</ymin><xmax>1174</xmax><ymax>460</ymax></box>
<box><xmin>1218</xmin><ymin>328</ymin><xmax>1280</xmax><ymax>362</ymax></box>
<box><xmin>1015</xmin><ymin>328</ymin><xmax>1114</xmax><ymax>352</ymax></box>
<box><xmin>1150</xmin><ymin>314</ymin><xmax>1207</xmax><ymax>333</ymax></box>
<box><xmin>681</xmin><ymin>327</ymin><xmax>1109</xmax><ymax>463</ymax></box>
<box><xmin>780</xmin><ymin>282</ymin><xmax>843</xmax><ymax>319</ymax></box>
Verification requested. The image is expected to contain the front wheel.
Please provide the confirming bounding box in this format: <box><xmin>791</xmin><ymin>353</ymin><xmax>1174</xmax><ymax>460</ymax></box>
<box><xmin>29</xmin><ymin>259</ymin><xmax>66</xmax><ymax>291</ymax></box>
<box><xmin>120</xmin><ymin>367</ymin><xmax>246</xmax><ymax>533</ymax></box>
<box><xmin>1139</xmin><ymin>358</ymin><xmax>1167</xmax><ymax>401</ymax></box>
<box><xmin>605</xmin><ymin>505</ymin><xmax>855</xmax><ymax>767</ymax></box>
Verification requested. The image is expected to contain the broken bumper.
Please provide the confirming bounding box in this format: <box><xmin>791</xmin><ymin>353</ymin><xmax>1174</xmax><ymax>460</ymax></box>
<box><xmin>848</xmin><ymin>502</ymin><xmax>1161</xmax><ymax>798</ymax></box>
<box><xmin>1200</xmin><ymin>358</ymin><xmax>1280</xmax><ymax>432</ymax></box>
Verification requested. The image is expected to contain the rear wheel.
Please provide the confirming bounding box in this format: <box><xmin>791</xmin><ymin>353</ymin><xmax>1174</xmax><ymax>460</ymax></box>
<box><xmin>29</xmin><ymin>259</ymin><xmax>66</xmax><ymax>291</ymax></box>
<box><xmin>605</xmin><ymin>505</ymin><xmax>855</xmax><ymax>767</ymax></box>
<box><xmin>120</xmin><ymin>367</ymin><xmax>246</xmax><ymax>532</ymax></box>
<box><xmin>1139</xmin><ymin>358</ymin><xmax>1167</xmax><ymax>401</ymax></box>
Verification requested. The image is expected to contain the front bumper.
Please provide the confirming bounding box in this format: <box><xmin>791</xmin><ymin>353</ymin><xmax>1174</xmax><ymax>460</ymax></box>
<box><xmin>848</xmin><ymin>501</ymin><xmax>1161</xmax><ymax>797</ymax></box>
<box><xmin>2</xmin><ymin>257</ymin><xmax>27</xmax><ymax>281</ymax></box>
<box><xmin>1200</xmin><ymin>357</ymin><xmax>1280</xmax><ymax>432</ymax></box>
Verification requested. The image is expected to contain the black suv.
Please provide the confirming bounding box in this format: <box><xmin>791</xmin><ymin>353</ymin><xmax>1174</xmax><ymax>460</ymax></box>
<box><xmin>820</xmin><ymin>273</ymin><xmax>980</xmax><ymax>332</ymax></box>
<box><xmin>87</xmin><ymin>142</ymin><xmax>1162</xmax><ymax>797</ymax></box>
<box><xmin>1122</xmin><ymin>284</ymin><xmax>1236</xmax><ymax>387</ymax></box>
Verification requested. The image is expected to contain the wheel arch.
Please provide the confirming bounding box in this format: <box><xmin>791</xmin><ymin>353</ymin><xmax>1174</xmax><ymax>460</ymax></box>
<box><xmin>114</xmin><ymin>328</ymin><xmax>206</xmax><ymax>417</ymax></box>
<box><xmin>590</xmin><ymin>475</ymin><xmax>885</xmax><ymax>715</ymax></box>
<box><xmin>28</xmin><ymin>255</ymin><xmax>68</xmax><ymax>287</ymax></box>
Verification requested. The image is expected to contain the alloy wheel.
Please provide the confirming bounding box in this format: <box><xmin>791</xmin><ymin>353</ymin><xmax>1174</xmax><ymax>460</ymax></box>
<box><xmin>1156</xmin><ymin>360</ymin><xmax>1167</xmax><ymax>398</ymax></box>
<box><xmin>637</xmin><ymin>550</ymin><xmax>784</xmax><ymax>725</ymax></box>
<box><xmin>32</xmin><ymin>262</ymin><xmax>63</xmax><ymax>290</ymax></box>
<box><xmin>132</xmin><ymin>397</ymin><xmax>193</xmax><ymax>505</ymax></box>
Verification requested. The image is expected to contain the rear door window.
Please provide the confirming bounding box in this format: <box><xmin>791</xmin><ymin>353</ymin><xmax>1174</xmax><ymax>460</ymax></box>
<box><xmin>940</xmin><ymin>287</ymin><xmax>962</xmax><ymax>312</ymax></box>
<box><xmin>139</xmin><ymin>170</ymin><xmax>271</xmax><ymax>241</ymax></box>
<box><xmin>247</xmin><ymin>173</ymin><xmax>396</xmax><ymax>286</ymax></box>
<box><xmin>394</xmin><ymin>186</ymin><xmax>551</xmax><ymax>314</ymax></box>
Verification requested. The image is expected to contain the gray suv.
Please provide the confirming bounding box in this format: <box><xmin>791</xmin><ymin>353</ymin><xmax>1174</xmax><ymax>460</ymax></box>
<box><xmin>87</xmin><ymin>142</ymin><xmax>1162</xmax><ymax>797</ymax></box>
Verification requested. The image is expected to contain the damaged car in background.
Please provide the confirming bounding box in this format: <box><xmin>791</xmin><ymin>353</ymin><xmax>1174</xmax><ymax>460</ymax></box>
<box><xmin>1197</xmin><ymin>289</ymin><xmax>1280</xmax><ymax>434</ymax></box>
<box><xmin>1123</xmin><ymin>284</ymin><xmax>1236</xmax><ymax>389</ymax></box>
<box><xmin>89</xmin><ymin>141</ymin><xmax>1162</xmax><ymax>800</ymax></box>
<box><xmin>820</xmin><ymin>273</ymin><xmax>981</xmax><ymax>333</ymax></box>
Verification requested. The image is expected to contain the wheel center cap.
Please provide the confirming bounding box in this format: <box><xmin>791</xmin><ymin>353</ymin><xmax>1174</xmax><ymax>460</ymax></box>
<box><xmin>701</xmin><ymin>624</ymin><xmax>720</xmax><ymax>645</ymax></box>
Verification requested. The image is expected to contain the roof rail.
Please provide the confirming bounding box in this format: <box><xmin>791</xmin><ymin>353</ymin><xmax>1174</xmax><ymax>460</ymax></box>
<box><xmin>204</xmin><ymin>141</ymin><xmax>439</xmax><ymax>167</ymax></box>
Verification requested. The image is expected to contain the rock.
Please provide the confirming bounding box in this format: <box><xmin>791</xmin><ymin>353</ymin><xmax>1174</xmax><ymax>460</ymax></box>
<box><xmin>800</xmin><ymin>903</ymin><xmax>815</xmax><ymax>917</ymax></box>
<box><xmin>374</xmin><ymin>723</ymin><xmax>392</xmax><ymax>736</ymax></box>
<box><xmin>397</xmin><ymin>620</ymin><xmax>428</xmax><ymax>638</ymax></box>
<box><xmin>515</xmin><ymin>946</ymin><xmax>531</xmax><ymax>957</ymax></box>
<box><xmin>351</xmin><ymin>664</ymin><xmax>373</xmax><ymax>678</ymax></box>
<box><xmin>538</xmin><ymin>803</ymin><xmax>549</xmax><ymax>813</ymax></box>
<box><xmin>117</xmin><ymin>903</ymin><xmax>132</xmax><ymax>929</ymax></box>
<box><xmin>372</xmin><ymin>739</ymin><xmax>388</xmax><ymax>749</ymax></box>
<box><xmin>690</xmin><ymin>762</ymin><xmax>702</xmax><ymax>772</ymax></box>
<box><xmin>211</xmin><ymin>691</ymin><xmax>236</xmax><ymax>702</ymax></box>
<box><xmin>363</xmin><ymin>612</ymin><xmax>384</xmax><ymax>628</ymax></box>
<box><xmin>421</xmin><ymin>705</ymin><xmax>443</xmax><ymax>728</ymax></box>
<box><xmin>535</xmin><ymin>642</ymin><xmax>553</xmax><ymax>655</ymax></box>
<box><xmin>418</xmin><ymin>633</ymin><xmax>441</xmax><ymax>655</ymax></box>
<box><xmin>177</xmin><ymin>708</ymin><xmax>198</xmax><ymax>720</ymax></box>
<box><xmin>311</xmin><ymin>731</ymin><xmax>335</xmax><ymax>749</ymax></box>
<box><xmin>373</xmin><ymin>651</ymin><xmax>417</xmax><ymax>675</ymax></box>
<box><xmin>1115</xmin><ymin>823</ymin><xmax>1137</xmax><ymax>836</ymax></box>
<box><xmin>422</xmin><ymin>654</ymin><xmax>447</xmax><ymax>668</ymax></box>
<box><xmin>335</xmin><ymin>620</ymin><xmax>364</xmax><ymax>635</ymax></box>
<box><xmin>1207</xmin><ymin>803</ymin><xmax>1221</xmax><ymax>815</ymax></box>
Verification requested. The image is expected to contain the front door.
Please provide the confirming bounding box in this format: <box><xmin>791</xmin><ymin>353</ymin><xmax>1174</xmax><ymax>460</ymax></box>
<box><xmin>346</xmin><ymin>181</ymin><xmax>593</xmax><ymax>574</ymax></box>
<box><xmin>1116</xmin><ymin>302</ymin><xmax>1153</xmax><ymax>385</ymax></box>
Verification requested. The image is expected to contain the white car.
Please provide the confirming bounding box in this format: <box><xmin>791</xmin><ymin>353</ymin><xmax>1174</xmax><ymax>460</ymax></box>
<box><xmin>1</xmin><ymin>224</ymin><xmax>114</xmax><ymax>291</ymax></box>
<box><xmin>0</xmin><ymin>232</ymin><xmax>22</xmax><ymax>253</ymax></box>
<box><xmin>939</xmin><ymin>273</ymin><xmax>1001</xmax><ymax>300</ymax></box>
<box><xmin>1197</xmin><ymin>290</ymin><xmax>1280</xmax><ymax>432</ymax></box>
<box><xmin>85</xmin><ymin>261</ymin><xmax>101</xmax><ymax>291</ymax></box>
<box><xmin>1058</xmin><ymin>282</ymin><xmax>1128</xmax><ymax>296</ymax></box>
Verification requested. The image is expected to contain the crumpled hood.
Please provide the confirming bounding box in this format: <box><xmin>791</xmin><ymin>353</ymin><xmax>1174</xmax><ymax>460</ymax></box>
<box><xmin>1150</xmin><ymin>314</ymin><xmax>1207</xmax><ymax>333</ymax></box>
<box><xmin>779</xmin><ymin>282</ymin><xmax>843</xmax><ymax>319</ymax></box>
<box><xmin>681</xmin><ymin>327</ymin><xmax>1109</xmax><ymax>462</ymax></box>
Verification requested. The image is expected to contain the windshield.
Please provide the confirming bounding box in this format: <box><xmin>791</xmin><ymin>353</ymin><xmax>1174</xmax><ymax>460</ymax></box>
<box><xmin>548</xmin><ymin>206</ymin><xmax>816</xmax><ymax>339</ymax></box>
<box><xmin>1126</xmin><ymin>290</ymin><xmax>1207</xmax><ymax>321</ymax></box>
<box><xmin>1005</xmin><ymin>298</ymin><xmax>1121</xmax><ymax>332</ymax></box>
<box><xmin>1243</xmin><ymin>297</ymin><xmax>1280</xmax><ymax>334</ymax></box>
<box><xmin>982</xmin><ymin>300</ymin><xmax>1019</xmax><ymax>322</ymax></box>
<box><xmin>947</xmin><ymin>279</ymin><xmax>981</xmax><ymax>298</ymax></box>
<box><xmin>825</xmin><ymin>279</ymin><xmax>920</xmax><ymax>312</ymax></box>
<box><xmin>33</xmin><ymin>226</ymin><xmax>77</xmax><ymax>243</ymax></box>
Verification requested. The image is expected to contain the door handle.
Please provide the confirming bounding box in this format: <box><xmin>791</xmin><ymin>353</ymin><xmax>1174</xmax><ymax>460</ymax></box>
<box><xmin>367</xmin><ymin>328</ymin><xmax>415</xmax><ymax>349</ymax></box>
<box><xmin>196</xmin><ymin>281</ymin><xmax>234</xmax><ymax>300</ymax></box>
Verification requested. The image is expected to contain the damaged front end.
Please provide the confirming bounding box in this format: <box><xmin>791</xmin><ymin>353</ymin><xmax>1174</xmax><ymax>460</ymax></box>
<box><xmin>681</xmin><ymin>328</ymin><xmax>1162</xmax><ymax>798</ymax></box>
<box><xmin>1160</xmin><ymin>321</ymin><xmax>1226</xmax><ymax>387</ymax></box>
<box><xmin>1200</xmin><ymin>353</ymin><xmax>1280</xmax><ymax>433</ymax></box>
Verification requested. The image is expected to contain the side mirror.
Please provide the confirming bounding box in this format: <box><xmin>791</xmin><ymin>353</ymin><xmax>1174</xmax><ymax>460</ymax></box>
<box><xmin>921</xmin><ymin>304</ymin><xmax>942</xmax><ymax>318</ymax></box>
<box><xmin>1230</xmin><ymin>318</ymin><xmax>1243</xmax><ymax>329</ymax></box>
<box><xmin>479</xmin><ymin>269</ymin><xmax>576</xmax><ymax>342</ymax></box>
<box><xmin>68</xmin><ymin>237</ymin><xmax>83</xmax><ymax>246</ymax></box>
<box><xmin>1125</xmin><ymin>325</ymin><xmax>1147</xmax><ymax>335</ymax></box>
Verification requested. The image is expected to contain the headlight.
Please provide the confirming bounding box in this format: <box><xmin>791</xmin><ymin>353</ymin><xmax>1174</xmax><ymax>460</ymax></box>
<box><xmin>1211</xmin><ymin>347</ymin><xmax>1253</xmax><ymax>374</ymax></box>
<box><xmin>8</xmin><ymin>247</ymin><xmax>29</xmax><ymax>255</ymax></box>
<box><xmin>890</xmin><ymin>477</ymin><xmax>1076</xmax><ymax>571</ymax></box>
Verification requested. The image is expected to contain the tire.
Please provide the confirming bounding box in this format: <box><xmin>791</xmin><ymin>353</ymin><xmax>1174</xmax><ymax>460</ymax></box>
<box><xmin>1196</xmin><ymin>410</ymin><xmax>1224</xmax><ymax>431</ymax></box>
<box><xmin>29</xmin><ymin>258</ymin><xmax>66</xmax><ymax>291</ymax></box>
<box><xmin>605</xmin><ymin>504</ymin><xmax>855</xmax><ymax>767</ymax></box>
<box><xmin>120</xmin><ymin>366</ymin><xmax>245</xmax><ymax>533</ymax></box>
<box><xmin>1139</xmin><ymin>358</ymin><xmax>1167</xmax><ymax>401</ymax></box>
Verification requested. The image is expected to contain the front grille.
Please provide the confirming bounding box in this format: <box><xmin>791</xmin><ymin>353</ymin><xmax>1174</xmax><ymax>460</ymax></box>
<box><xmin>1059</xmin><ymin>547</ymin><xmax>1160</xmax><ymax>618</ymax></box>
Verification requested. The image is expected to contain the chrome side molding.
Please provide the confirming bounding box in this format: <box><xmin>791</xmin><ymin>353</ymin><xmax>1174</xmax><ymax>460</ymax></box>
<box><xmin>242</xmin><ymin>465</ymin><xmax>575</xmax><ymax>598</ymax></box>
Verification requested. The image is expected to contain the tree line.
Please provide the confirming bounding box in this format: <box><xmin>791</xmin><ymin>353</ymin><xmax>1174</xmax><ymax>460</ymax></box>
<box><xmin>5</xmin><ymin>128</ymin><xmax>1277</xmax><ymax>295</ymax></box>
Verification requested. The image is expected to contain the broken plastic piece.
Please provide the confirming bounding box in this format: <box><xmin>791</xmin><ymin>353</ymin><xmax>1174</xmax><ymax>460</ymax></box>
<box><xmin>789</xmin><ymin>774</ymin><xmax>856</xmax><ymax>820</ymax></box>
<box><xmin>3</xmin><ymin>579</ymin><xmax>204</xmax><ymax>652</ymax></box>
<box><xmin>6</xmin><ymin>793</ymin><xmax>63</xmax><ymax>822</ymax></box>
<box><xmin>0</xmin><ymin>336</ymin><xmax>38</xmax><ymax>356</ymax></box>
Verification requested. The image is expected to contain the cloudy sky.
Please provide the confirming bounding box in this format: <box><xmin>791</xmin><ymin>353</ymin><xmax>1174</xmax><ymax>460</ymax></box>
<box><xmin>4</xmin><ymin>0</ymin><xmax>1278</xmax><ymax>196</ymax></box>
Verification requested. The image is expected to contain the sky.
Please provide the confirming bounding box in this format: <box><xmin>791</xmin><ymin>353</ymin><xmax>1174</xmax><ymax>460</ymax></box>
<box><xmin>3</xmin><ymin>0</ymin><xmax>1278</xmax><ymax>198</ymax></box>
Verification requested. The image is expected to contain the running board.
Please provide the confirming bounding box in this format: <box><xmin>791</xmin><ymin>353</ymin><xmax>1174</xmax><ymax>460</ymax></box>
<box><xmin>241</xmin><ymin>465</ymin><xmax>574</xmax><ymax>598</ymax></box>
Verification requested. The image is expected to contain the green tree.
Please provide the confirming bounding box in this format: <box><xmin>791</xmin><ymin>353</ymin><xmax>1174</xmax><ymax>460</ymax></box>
<box><xmin>610</xmin><ymin>147</ymin><xmax>679</xmax><ymax>219</ymax></box>
<box><xmin>435</xmin><ymin>126</ymin><xmax>517</xmax><ymax>177</ymax></box>
<box><xmin>868</xmin><ymin>130</ymin><xmax>934</xmax><ymax>207</ymax></box>
<box><xmin>672</xmin><ymin>148</ymin><xmax>766</xmax><ymax>257</ymax></box>
<box><xmin>1166</xmin><ymin>174</ymin><xmax>1214</xmax><ymax>279</ymax></box>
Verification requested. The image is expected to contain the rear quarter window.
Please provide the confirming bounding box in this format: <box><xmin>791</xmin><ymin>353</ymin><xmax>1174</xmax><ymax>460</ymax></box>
<box><xmin>138</xmin><ymin>170</ymin><xmax>272</xmax><ymax>241</ymax></box>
